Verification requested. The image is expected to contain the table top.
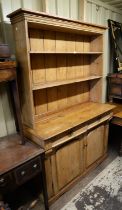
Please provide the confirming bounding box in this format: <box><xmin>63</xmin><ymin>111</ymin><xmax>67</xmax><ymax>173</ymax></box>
<box><xmin>114</xmin><ymin>111</ymin><xmax>122</xmax><ymax>119</ymax></box>
<box><xmin>0</xmin><ymin>134</ymin><xmax>44</xmax><ymax>175</ymax></box>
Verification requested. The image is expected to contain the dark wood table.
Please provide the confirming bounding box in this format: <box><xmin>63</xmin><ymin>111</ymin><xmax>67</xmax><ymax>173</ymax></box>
<box><xmin>111</xmin><ymin>111</ymin><xmax>122</xmax><ymax>156</ymax></box>
<box><xmin>0</xmin><ymin>134</ymin><xmax>49</xmax><ymax>210</ymax></box>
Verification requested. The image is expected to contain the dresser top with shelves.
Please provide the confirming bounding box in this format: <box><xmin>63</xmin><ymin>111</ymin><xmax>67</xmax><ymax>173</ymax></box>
<box><xmin>8</xmin><ymin>8</ymin><xmax>112</xmax><ymax>134</ymax></box>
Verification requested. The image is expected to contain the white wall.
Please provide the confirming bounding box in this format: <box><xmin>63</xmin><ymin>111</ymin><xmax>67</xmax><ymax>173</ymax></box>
<box><xmin>0</xmin><ymin>0</ymin><xmax>44</xmax><ymax>137</ymax></box>
<box><xmin>0</xmin><ymin>0</ymin><xmax>122</xmax><ymax>137</ymax></box>
<box><xmin>84</xmin><ymin>0</ymin><xmax>122</xmax><ymax>102</ymax></box>
<box><xmin>44</xmin><ymin>0</ymin><xmax>79</xmax><ymax>19</ymax></box>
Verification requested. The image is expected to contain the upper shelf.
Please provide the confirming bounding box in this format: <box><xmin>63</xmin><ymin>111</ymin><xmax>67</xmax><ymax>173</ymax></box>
<box><xmin>32</xmin><ymin>75</ymin><xmax>102</xmax><ymax>90</ymax></box>
<box><xmin>30</xmin><ymin>51</ymin><xmax>103</xmax><ymax>55</ymax></box>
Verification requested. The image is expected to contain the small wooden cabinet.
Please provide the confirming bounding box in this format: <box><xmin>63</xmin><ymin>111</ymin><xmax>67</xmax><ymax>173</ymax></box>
<box><xmin>107</xmin><ymin>73</ymin><xmax>122</xmax><ymax>102</ymax></box>
<box><xmin>8</xmin><ymin>9</ymin><xmax>115</xmax><ymax>204</ymax></box>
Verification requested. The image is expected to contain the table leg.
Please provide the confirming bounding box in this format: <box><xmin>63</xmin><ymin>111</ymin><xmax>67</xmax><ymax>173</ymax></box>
<box><xmin>119</xmin><ymin>139</ymin><xmax>122</xmax><ymax>156</ymax></box>
<box><xmin>41</xmin><ymin>154</ymin><xmax>49</xmax><ymax>210</ymax></box>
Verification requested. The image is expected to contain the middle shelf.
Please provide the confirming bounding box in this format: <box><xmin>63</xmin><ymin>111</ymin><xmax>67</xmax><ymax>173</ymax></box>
<box><xmin>32</xmin><ymin>75</ymin><xmax>102</xmax><ymax>90</ymax></box>
<box><xmin>30</xmin><ymin>51</ymin><xmax>103</xmax><ymax>55</ymax></box>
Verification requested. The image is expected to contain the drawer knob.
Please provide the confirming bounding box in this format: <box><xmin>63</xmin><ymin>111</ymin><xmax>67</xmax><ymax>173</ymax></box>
<box><xmin>0</xmin><ymin>178</ymin><xmax>4</xmax><ymax>183</ymax></box>
<box><xmin>21</xmin><ymin>171</ymin><xmax>26</xmax><ymax>176</ymax></box>
<box><xmin>68</xmin><ymin>130</ymin><xmax>74</xmax><ymax>136</ymax></box>
<box><xmin>33</xmin><ymin>164</ymin><xmax>37</xmax><ymax>168</ymax></box>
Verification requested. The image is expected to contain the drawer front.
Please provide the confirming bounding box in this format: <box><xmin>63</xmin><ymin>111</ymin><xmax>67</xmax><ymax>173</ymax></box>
<box><xmin>88</xmin><ymin>113</ymin><xmax>112</xmax><ymax>130</ymax></box>
<box><xmin>52</xmin><ymin>125</ymin><xmax>87</xmax><ymax>149</ymax></box>
<box><xmin>0</xmin><ymin>173</ymin><xmax>13</xmax><ymax>190</ymax></box>
<box><xmin>15</xmin><ymin>157</ymin><xmax>41</xmax><ymax>185</ymax></box>
<box><xmin>50</xmin><ymin>114</ymin><xmax>112</xmax><ymax>150</ymax></box>
<box><xmin>110</xmin><ymin>77</ymin><xmax>122</xmax><ymax>84</ymax></box>
<box><xmin>110</xmin><ymin>84</ymin><xmax>122</xmax><ymax>96</ymax></box>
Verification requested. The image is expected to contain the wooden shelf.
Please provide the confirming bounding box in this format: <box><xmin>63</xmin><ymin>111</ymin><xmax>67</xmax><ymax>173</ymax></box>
<box><xmin>30</xmin><ymin>51</ymin><xmax>103</xmax><ymax>55</ymax></box>
<box><xmin>32</xmin><ymin>75</ymin><xmax>102</xmax><ymax>90</ymax></box>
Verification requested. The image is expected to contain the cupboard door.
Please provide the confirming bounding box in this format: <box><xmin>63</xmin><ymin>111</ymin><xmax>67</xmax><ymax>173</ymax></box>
<box><xmin>55</xmin><ymin>138</ymin><xmax>84</xmax><ymax>190</ymax></box>
<box><xmin>86</xmin><ymin>125</ymin><xmax>104</xmax><ymax>168</ymax></box>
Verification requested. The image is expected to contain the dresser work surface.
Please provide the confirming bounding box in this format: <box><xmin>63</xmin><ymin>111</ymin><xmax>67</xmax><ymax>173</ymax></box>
<box><xmin>24</xmin><ymin>102</ymin><xmax>115</xmax><ymax>143</ymax></box>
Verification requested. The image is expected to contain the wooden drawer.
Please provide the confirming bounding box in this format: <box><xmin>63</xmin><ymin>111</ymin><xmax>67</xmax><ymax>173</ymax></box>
<box><xmin>110</xmin><ymin>84</ymin><xmax>122</xmax><ymax>96</ymax></box>
<box><xmin>49</xmin><ymin>113</ymin><xmax>112</xmax><ymax>150</ymax></box>
<box><xmin>88</xmin><ymin>113</ymin><xmax>112</xmax><ymax>130</ymax></box>
<box><xmin>15</xmin><ymin>157</ymin><xmax>41</xmax><ymax>185</ymax></box>
<box><xmin>51</xmin><ymin>125</ymin><xmax>87</xmax><ymax>149</ymax></box>
<box><xmin>0</xmin><ymin>173</ymin><xmax>13</xmax><ymax>190</ymax></box>
<box><xmin>110</xmin><ymin>77</ymin><xmax>122</xmax><ymax>84</ymax></box>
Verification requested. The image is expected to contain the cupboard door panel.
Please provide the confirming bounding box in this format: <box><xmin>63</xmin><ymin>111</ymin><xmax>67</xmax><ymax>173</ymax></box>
<box><xmin>86</xmin><ymin>125</ymin><xmax>104</xmax><ymax>168</ymax></box>
<box><xmin>55</xmin><ymin>138</ymin><xmax>83</xmax><ymax>190</ymax></box>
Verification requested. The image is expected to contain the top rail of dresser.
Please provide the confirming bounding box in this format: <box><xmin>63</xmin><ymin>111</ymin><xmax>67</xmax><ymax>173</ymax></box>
<box><xmin>7</xmin><ymin>8</ymin><xmax>107</xmax><ymax>35</ymax></box>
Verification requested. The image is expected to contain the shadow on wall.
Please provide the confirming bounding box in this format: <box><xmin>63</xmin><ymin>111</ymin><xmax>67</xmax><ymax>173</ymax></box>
<box><xmin>0</xmin><ymin>2</ymin><xmax>15</xmax><ymax>58</ymax></box>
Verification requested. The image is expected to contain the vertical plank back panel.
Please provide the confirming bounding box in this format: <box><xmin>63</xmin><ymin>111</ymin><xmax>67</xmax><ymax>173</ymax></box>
<box><xmin>75</xmin><ymin>35</ymin><xmax>84</xmax><ymax>52</ymax></box>
<box><xmin>47</xmin><ymin>87</ymin><xmax>58</xmax><ymax>112</ymax></box>
<box><xmin>29</xmin><ymin>29</ymin><xmax>44</xmax><ymax>51</ymax></box>
<box><xmin>56</xmin><ymin>32</ymin><xmax>66</xmax><ymax>52</ymax></box>
<box><xmin>75</xmin><ymin>83</ymin><xmax>84</xmax><ymax>104</ymax></box>
<box><xmin>57</xmin><ymin>55</ymin><xmax>67</xmax><ymax>81</ymax></box>
<box><xmin>34</xmin><ymin>89</ymin><xmax>47</xmax><ymax>114</ymax></box>
<box><xmin>83</xmin><ymin>55</ymin><xmax>90</xmax><ymax>77</ymax></box>
<box><xmin>31</xmin><ymin>55</ymin><xmax>45</xmax><ymax>84</ymax></box>
<box><xmin>43</xmin><ymin>31</ymin><xmax>56</xmax><ymax>51</ymax></box>
<box><xmin>67</xmin><ymin>84</ymin><xmax>77</xmax><ymax>107</ymax></box>
<box><xmin>66</xmin><ymin>33</ymin><xmax>75</xmax><ymax>52</ymax></box>
<box><xmin>83</xmin><ymin>81</ymin><xmax>90</xmax><ymax>102</ymax></box>
<box><xmin>45</xmin><ymin>55</ymin><xmax>57</xmax><ymax>82</ymax></box>
<box><xmin>75</xmin><ymin>55</ymin><xmax>84</xmax><ymax>78</ymax></box>
<box><xmin>57</xmin><ymin>85</ymin><xmax>67</xmax><ymax>110</ymax></box>
<box><xmin>83</xmin><ymin>37</ymin><xmax>91</xmax><ymax>52</ymax></box>
<box><xmin>67</xmin><ymin>55</ymin><xmax>76</xmax><ymax>80</ymax></box>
